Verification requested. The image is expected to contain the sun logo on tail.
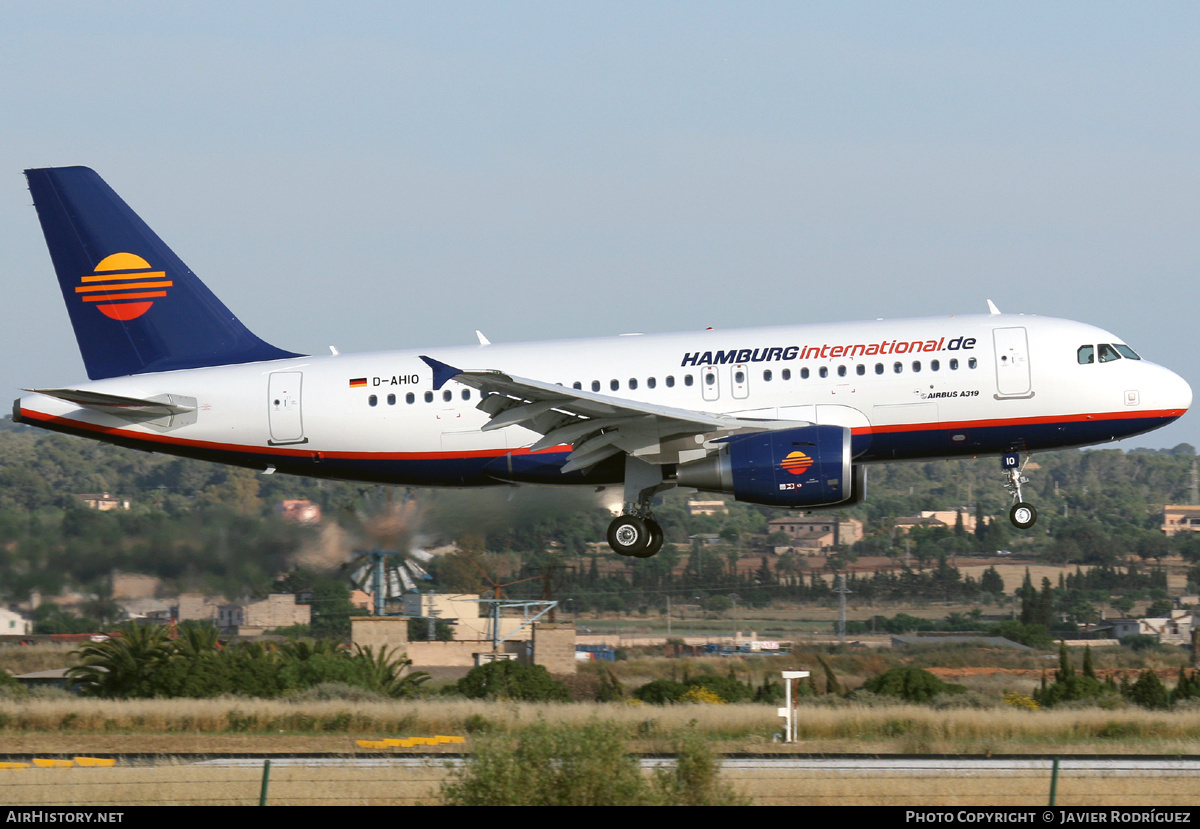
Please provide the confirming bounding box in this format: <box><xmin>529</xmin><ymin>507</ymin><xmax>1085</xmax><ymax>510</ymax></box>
<box><xmin>75</xmin><ymin>252</ymin><xmax>173</xmax><ymax>321</ymax></box>
<box><xmin>781</xmin><ymin>450</ymin><xmax>813</xmax><ymax>476</ymax></box>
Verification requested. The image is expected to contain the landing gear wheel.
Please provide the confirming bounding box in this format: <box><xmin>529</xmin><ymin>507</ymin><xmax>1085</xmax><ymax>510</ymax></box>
<box><xmin>608</xmin><ymin>515</ymin><xmax>649</xmax><ymax>556</ymax></box>
<box><xmin>632</xmin><ymin>518</ymin><xmax>664</xmax><ymax>558</ymax></box>
<box><xmin>1009</xmin><ymin>502</ymin><xmax>1037</xmax><ymax>530</ymax></box>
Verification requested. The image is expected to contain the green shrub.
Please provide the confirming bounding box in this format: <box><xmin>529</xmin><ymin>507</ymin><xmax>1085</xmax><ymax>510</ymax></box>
<box><xmin>633</xmin><ymin>679</ymin><xmax>688</xmax><ymax>705</ymax></box>
<box><xmin>441</xmin><ymin>721</ymin><xmax>747</xmax><ymax>806</ymax></box>
<box><xmin>683</xmin><ymin>673</ymin><xmax>752</xmax><ymax>704</ymax></box>
<box><xmin>456</xmin><ymin>660</ymin><xmax>570</xmax><ymax>702</ymax></box>
<box><xmin>860</xmin><ymin>667</ymin><xmax>966</xmax><ymax>704</ymax></box>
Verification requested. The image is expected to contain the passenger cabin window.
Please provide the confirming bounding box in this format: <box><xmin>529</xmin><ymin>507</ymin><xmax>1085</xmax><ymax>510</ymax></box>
<box><xmin>443</xmin><ymin>390</ymin><xmax>452</xmax><ymax>402</ymax></box>
<box><xmin>782</xmin><ymin>368</ymin><xmax>791</xmax><ymax>380</ymax></box>
<box><xmin>387</xmin><ymin>394</ymin><xmax>396</xmax><ymax>405</ymax></box>
<box><xmin>800</xmin><ymin>368</ymin><xmax>809</xmax><ymax>379</ymax></box>
<box><xmin>912</xmin><ymin>361</ymin><xmax>921</xmax><ymax>373</ymax></box>
<box><xmin>369</xmin><ymin>395</ymin><xmax>378</xmax><ymax>407</ymax></box>
<box><xmin>763</xmin><ymin>369</ymin><xmax>773</xmax><ymax>381</ymax></box>
<box><xmin>931</xmin><ymin>360</ymin><xmax>940</xmax><ymax>371</ymax></box>
<box><xmin>424</xmin><ymin>391</ymin><xmax>433</xmax><ymax>403</ymax></box>
<box><xmin>592</xmin><ymin>381</ymin><xmax>601</xmax><ymax>392</ymax></box>
<box><xmin>968</xmin><ymin>358</ymin><xmax>978</xmax><ymax>369</ymax></box>
<box><xmin>406</xmin><ymin>392</ymin><xmax>415</xmax><ymax>404</ymax></box>
<box><xmin>629</xmin><ymin>378</ymin><xmax>638</xmax><ymax>390</ymax></box>
<box><xmin>648</xmin><ymin>377</ymin><xmax>657</xmax><ymax>389</ymax></box>
<box><xmin>856</xmin><ymin>364</ymin><xmax>865</xmax><ymax>376</ymax></box>
<box><xmin>875</xmin><ymin>363</ymin><xmax>884</xmax><ymax>375</ymax></box>
<box><xmin>666</xmin><ymin>376</ymin><xmax>676</xmax><ymax>387</ymax></box>
<box><xmin>837</xmin><ymin>365</ymin><xmax>846</xmax><ymax>377</ymax></box>
<box><xmin>893</xmin><ymin>362</ymin><xmax>902</xmax><ymax>374</ymax></box>
<box><xmin>819</xmin><ymin>367</ymin><xmax>828</xmax><ymax>379</ymax></box>
<box><xmin>950</xmin><ymin>359</ymin><xmax>959</xmax><ymax>370</ymax></box>
<box><xmin>684</xmin><ymin>375</ymin><xmax>694</xmax><ymax>386</ymax></box>
<box><xmin>462</xmin><ymin>389</ymin><xmax>471</xmax><ymax>400</ymax></box>
<box><xmin>573</xmin><ymin>382</ymin><xmax>582</xmax><ymax>390</ymax></box>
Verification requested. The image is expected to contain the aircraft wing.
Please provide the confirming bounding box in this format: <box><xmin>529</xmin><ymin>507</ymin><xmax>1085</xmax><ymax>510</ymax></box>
<box><xmin>420</xmin><ymin>356</ymin><xmax>809</xmax><ymax>472</ymax></box>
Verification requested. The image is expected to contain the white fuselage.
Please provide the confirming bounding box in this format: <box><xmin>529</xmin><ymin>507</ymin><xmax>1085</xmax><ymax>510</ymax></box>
<box><xmin>15</xmin><ymin>313</ymin><xmax>1192</xmax><ymax>488</ymax></box>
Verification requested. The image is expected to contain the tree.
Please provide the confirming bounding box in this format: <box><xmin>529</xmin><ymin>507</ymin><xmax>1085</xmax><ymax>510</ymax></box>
<box><xmin>441</xmin><ymin>721</ymin><xmax>658</xmax><ymax>806</ymax></box>
<box><xmin>68</xmin><ymin>622</ymin><xmax>171</xmax><ymax>698</ymax></box>
<box><xmin>860</xmin><ymin>667</ymin><xmax>966</xmax><ymax>703</ymax></box>
<box><xmin>441</xmin><ymin>721</ymin><xmax>746</xmax><ymax>806</ymax></box>
<box><xmin>1128</xmin><ymin>669</ymin><xmax>1171</xmax><ymax>710</ymax></box>
<box><xmin>456</xmin><ymin>660</ymin><xmax>570</xmax><ymax>702</ymax></box>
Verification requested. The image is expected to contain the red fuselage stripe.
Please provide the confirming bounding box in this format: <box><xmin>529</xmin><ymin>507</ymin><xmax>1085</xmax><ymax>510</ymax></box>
<box><xmin>18</xmin><ymin>406</ymin><xmax>1186</xmax><ymax>461</ymax></box>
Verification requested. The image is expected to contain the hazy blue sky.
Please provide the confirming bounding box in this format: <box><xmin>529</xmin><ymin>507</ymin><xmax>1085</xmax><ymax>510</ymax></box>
<box><xmin>3</xmin><ymin>2</ymin><xmax>1198</xmax><ymax>450</ymax></box>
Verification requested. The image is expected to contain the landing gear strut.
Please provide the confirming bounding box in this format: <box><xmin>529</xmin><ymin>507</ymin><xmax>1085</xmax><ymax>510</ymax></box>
<box><xmin>1002</xmin><ymin>452</ymin><xmax>1038</xmax><ymax>530</ymax></box>
<box><xmin>607</xmin><ymin>457</ymin><xmax>671</xmax><ymax>558</ymax></box>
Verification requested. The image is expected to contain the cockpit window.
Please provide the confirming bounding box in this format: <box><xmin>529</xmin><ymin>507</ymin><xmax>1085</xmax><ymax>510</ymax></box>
<box><xmin>1098</xmin><ymin>343</ymin><xmax>1121</xmax><ymax>363</ymax></box>
<box><xmin>1077</xmin><ymin>345</ymin><xmax>1094</xmax><ymax>365</ymax></box>
<box><xmin>1114</xmin><ymin>344</ymin><xmax>1141</xmax><ymax>360</ymax></box>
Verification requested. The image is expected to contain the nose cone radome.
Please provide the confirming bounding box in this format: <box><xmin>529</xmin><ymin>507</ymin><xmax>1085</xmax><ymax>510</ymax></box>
<box><xmin>1152</xmin><ymin>364</ymin><xmax>1192</xmax><ymax>420</ymax></box>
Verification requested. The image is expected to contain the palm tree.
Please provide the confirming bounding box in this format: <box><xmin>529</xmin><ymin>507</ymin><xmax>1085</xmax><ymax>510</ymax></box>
<box><xmin>68</xmin><ymin>622</ymin><xmax>170</xmax><ymax>697</ymax></box>
<box><xmin>353</xmin><ymin>644</ymin><xmax>430</xmax><ymax>698</ymax></box>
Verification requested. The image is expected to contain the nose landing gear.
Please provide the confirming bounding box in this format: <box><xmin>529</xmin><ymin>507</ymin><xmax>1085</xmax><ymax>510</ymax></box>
<box><xmin>1003</xmin><ymin>452</ymin><xmax>1038</xmax><ymax>530</ymax></box>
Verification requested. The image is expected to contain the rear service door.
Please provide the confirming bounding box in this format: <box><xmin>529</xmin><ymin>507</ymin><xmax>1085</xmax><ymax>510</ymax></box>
<box><xmin>268</xmin><ymin>371</ymin><xmax>306</xmax><ymax>444</ymax></box>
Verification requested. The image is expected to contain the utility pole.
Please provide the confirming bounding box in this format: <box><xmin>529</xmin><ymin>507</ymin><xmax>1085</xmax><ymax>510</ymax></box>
<box><xmin>835</xmin><ymin>574</ymin><xmax>851</xmax><ymax>644</ymax></box>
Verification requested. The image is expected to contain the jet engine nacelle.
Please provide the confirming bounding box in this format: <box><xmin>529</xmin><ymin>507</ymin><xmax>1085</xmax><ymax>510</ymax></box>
<box><xmin>675</xmin><ymin>424</ymin><xmax>854</xmax><ymax>508</ymax></box>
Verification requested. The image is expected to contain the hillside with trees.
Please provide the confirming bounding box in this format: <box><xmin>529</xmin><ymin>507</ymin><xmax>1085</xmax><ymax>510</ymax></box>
<box><xmin>0</xmin><ymin>415</ymin><xmax>1197</xmax><ymax>622</ymax></box>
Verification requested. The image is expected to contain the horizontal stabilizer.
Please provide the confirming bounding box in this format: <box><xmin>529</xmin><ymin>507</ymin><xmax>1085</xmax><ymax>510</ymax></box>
<box><xmin>26</xmin><ymin>388</ymin><xmax>196</xmax><ymax>415</ymax></box>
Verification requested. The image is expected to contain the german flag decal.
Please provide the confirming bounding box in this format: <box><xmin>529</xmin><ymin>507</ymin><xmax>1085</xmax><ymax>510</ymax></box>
<box><xmin>349</xmin><ymin>378</ymin><xmax>367</xmax><ymax>388</ymax></box>
<box><xmin>780</xmin><ymin>451</ymin><xmax>814</xmax><ymax>476</ymax></box>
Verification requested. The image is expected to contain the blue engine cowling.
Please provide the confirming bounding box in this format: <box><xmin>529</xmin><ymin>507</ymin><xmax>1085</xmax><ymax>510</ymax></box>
<box><xmin>675</xmin><ymin>424</ymin><xmax>854</xmax><ymax>507</ymax></box>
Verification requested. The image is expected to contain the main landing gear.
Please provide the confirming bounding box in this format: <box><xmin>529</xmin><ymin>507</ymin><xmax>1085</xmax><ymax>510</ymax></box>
<box><xmin>607</xmin><ymin>514</ymin><xmax>664</xmax><ymax>558</ymax></box>
<box><xmin>1002</xmin><ymin>452</ymin><xmax>1038</xmax><ymax>530</ymax></box>
<box><xmin>606</xmin><ymin>456</ymin><xmax>672</xmax><ymax>558</ymax></box>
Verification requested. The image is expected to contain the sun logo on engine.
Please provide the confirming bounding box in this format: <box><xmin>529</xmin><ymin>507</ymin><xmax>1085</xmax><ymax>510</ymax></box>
<box><xmin>780</xmin><ymin>450</ymin><xmax>813</xmax><ymax>476</ymax></box>
<box><xmin>75</xmin><ymin>252</ymin><xmax>173</xmax><ymax>321</ymax></box>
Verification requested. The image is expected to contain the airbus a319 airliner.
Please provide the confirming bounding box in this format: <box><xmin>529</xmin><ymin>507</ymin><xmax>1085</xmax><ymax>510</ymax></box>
<box><xmin>13</xmin><ymin>167</ymin><xmax>1193</xmax><ymax>557</ymax></box>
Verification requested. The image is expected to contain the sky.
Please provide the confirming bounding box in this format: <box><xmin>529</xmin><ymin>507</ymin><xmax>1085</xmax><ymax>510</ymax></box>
<box><xmin>2</xmin><ymin>2</ymin><xmax>1199</xmax><ymax>450</ymax></box>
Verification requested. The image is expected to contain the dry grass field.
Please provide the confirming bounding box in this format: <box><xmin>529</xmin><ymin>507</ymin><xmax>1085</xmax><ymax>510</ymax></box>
<box><xmin>2</xmin><ymin>697</ymin><xmax>1200</xmax><ymax>755</ymax></box>
<box><xmin>2</xmin><ymin>755</ymin><xmax>1198</xmax><ymax>807</ymax></box>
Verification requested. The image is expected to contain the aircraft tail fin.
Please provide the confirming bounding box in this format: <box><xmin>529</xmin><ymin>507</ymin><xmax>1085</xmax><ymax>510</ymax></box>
<box><xmin>24</xmin><ymin>166</ymin><xmax>301</xmax><ymax>380</ymax></box>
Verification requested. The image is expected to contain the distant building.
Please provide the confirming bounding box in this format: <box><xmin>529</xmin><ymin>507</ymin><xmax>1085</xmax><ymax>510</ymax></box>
<box><xmin>894</xmin><ymin>509</ymin><xmax>976</xmax><ymax>534</ymax></box>
<box><xmin>219</xmin><ymin>594</ymin><xmax>310</xmax><ymax>635</ymax></box>
<box><xmin>401</xmin><ymin>593</ymin><xmax>520</xmax><ymax>641</ymax></box>
<box><xmin>767</xmin><ymin>516</ymin><xmax>863</xmax><ymax>551</ymax></box>
<box><xmin>1095</xmin><ymin>611</ymin><xmax>1198</xmax><ymax>646</ymax></box>
<box><xmin>279</xmin><ymin>500</ymin><xmax>322</xmax><ymax>524</ymax></box>
<box><xmin>0</xmin><ymin>608</ymin><xmax>31</xmax><ymax>636</ymax></box>
<box><xmin>177</xmin><ymin>594</ymin><xmax>223</xmax><ymax>625</ymax></box>
<box><xmin>686</xmin><ymin>499</ymin><xmax>729</xmax><ymax>516</ymax></box>
<box><xmin>76</xmin><ymin>492</ymin><xmax>129</xmax><ymax>511</ymax></box>
<box><xmin>111</xmin><ymin>572</ymin><xmax>159</xmax><ymax>600</ymax></box>
<box><xmin>1162</xmin><ymin>505</ymin><xmax>1200</xmax><ymax>536</ymax></box>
